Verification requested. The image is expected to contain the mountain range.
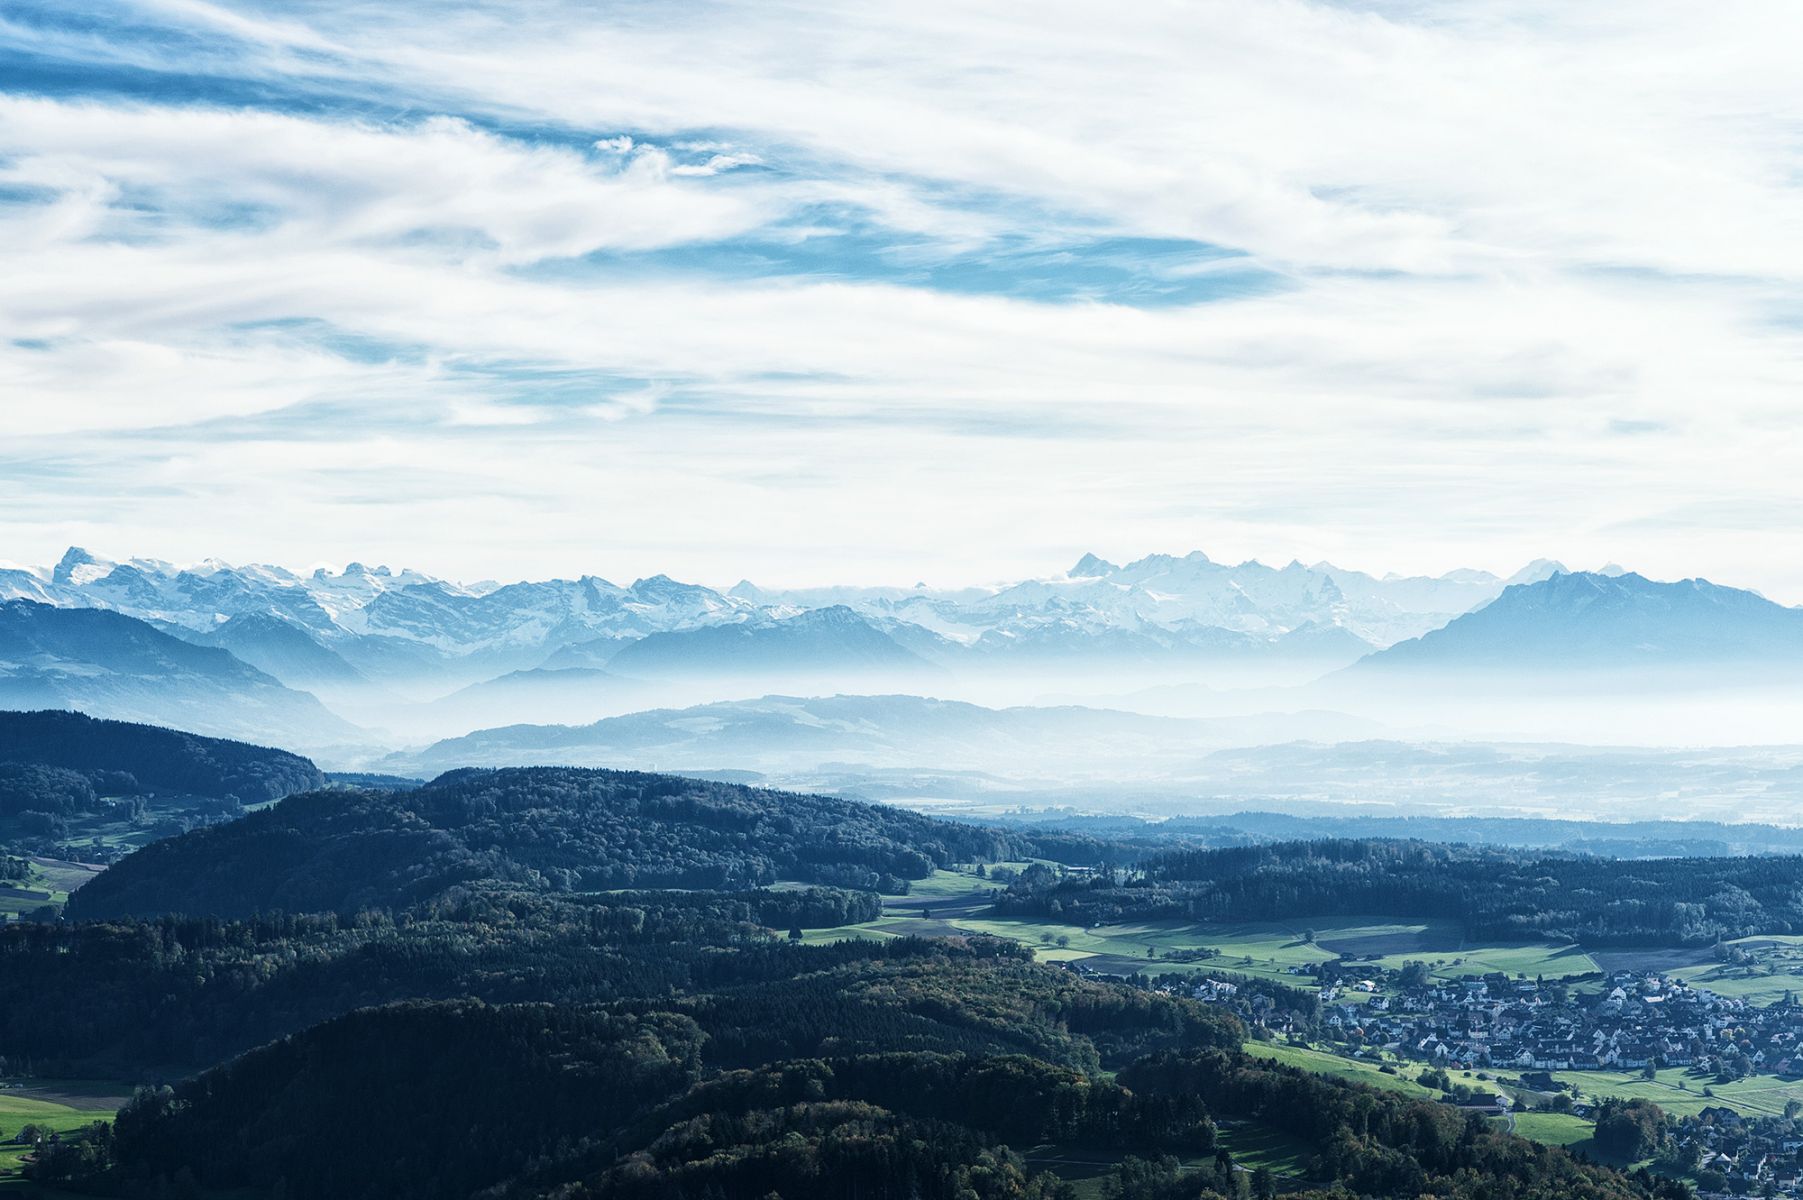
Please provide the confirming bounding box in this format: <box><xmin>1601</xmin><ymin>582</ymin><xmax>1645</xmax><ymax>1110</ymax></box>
<box><xmin>6</xmin><ymin>550</ymin><xmax>1803</xmax><ymax>759</ymax></box>
<box><xmin>0</xmin><ymin>546</ymin><xmax>1565</xmax><ymax>701</ymax></box>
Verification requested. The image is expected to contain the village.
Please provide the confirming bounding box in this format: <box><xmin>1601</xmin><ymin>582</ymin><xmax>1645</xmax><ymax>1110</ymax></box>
<box><xmin>1174</xmin><ymin>964</ymin><xmax>1803</xmax><ymax>1198</ymax></box>
<box><xmin>1309</xmin><ymin>967</ymin><xmax>1789</xmax><ymax>1077</ymax></box>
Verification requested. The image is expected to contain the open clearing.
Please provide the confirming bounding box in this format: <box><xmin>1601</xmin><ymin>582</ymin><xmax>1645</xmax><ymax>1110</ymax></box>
<box><xmin>1509</xmin><ymin>1111</ymin><xmax>1594</xmax><ymax>1147</ymax></box>
<box><xmin>1024</xmin><ymin>1146</ymin><xmax>1216</xmax><ymax>1200</ymax></box>
<box><xmin>0</xmin><ymin>1082</ymin><xmax>129</xmax><ymax>1189</ymax></box>
<box><xmin>0</xmin><ymin>859</ymin><xmax>104</xmax><ymax>922</ymax></box>
<box><xmin>1025</xmin><ymin>1122</ymin><xmax>1313</xmax><ymax>1199</ymax></box>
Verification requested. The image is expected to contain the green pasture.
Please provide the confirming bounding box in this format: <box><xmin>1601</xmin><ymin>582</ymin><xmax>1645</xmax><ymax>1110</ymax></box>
<box><xmin>1664</xmin><ymin>968</ymin><xmax>1803</xmax><ymax>1004</ymax></box>
<box><xmin>935</xmin><ymin>909</ymin><xmax>1601</xmax><ymax>990</ymax></box>
<box><xmin>1241</xmin><ymin>1041</ymin><xmax>1494</xmax><ymax>1103</ymax></box>
<box><xmin>1544</xmin><ymin>1066</ymin><xmax>1803</xmax><ymax>1119</ymax></box>
<box><xmin>0</xmin><ymin>858</ymin><xmax>107</xmax><ymax>921</ymax></box>
<box><xmin>1594</xmin><ymin>936</ymin><xmax>1803</xmax><ymax>1005</ymax></box>
<box><xmin>1661</xmin><ymin>943</ymin><xmax>1803</xmax><ymax>1004</ymax></box>
<box><xmin>891</xmin><ymin>866</ymin><xmax>1028</xmax><ymax>900</ymax></box>
<box><xmin>0</xmin><ymin>1083</ymin><xmax>128</xmax><ymax>1188</ymax></box>
<box><xmin>795</xmin><ymin>919</ymin><xmax>903</xmax><ymax>945</ymax></box>
<box><xmin>1508</xmin><ymin>1111</ymin><xmax>1594</xmax><ymax>1147</ymax></box>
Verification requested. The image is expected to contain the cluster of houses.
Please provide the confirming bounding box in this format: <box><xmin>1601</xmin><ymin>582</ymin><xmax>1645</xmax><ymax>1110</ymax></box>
<box><xmin>1167</xmin><ymin>963</ymin><xmax>1803</xmax><ymax>1085</ymax></box>
<box><xmin>1298</xmin><ymin>970</ymin><xmax>1801</xmax><ymax>1078</ymax></box>
<box><xmin>1144</xmin><ymin>965</ymin><xmax>1803</xmax><ymax>1199</ymax></box>
<box><xmin>1669</xmin><ymin>1107</ymin><xmax>1803</xmax><ymax>1198</ymax></box>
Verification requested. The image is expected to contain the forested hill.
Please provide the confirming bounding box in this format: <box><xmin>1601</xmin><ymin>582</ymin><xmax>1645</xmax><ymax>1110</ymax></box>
<box><xmin>998</xmin><ymin>838</ymin><xmax>1803</xmax><ymax>945</ymax></box>
<box><xmin>0</xmin><ymin>709</ymin><xmax>324</xmax><ymax>801</ymax></box>
<box><xmin>60</xmin><ymin>987</ymin><xmax>1668</xmax><ymax>1200</ymax></box>
<box><xmin>0</xmin><ymin>709</ymin><xmax>325</xmax><ymax>849</ymax></box>
<box><xmin>66</xmin><ymin>766</ymin><xmax>1034</xmax><ymax>920</ymax></box>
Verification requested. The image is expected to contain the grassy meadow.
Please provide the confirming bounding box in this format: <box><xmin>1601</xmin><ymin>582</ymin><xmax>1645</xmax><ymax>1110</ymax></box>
<box><xmin>0</xmin><ymin>1082</ymin><xmax>129</xmax><ymax>1191</ymax></box>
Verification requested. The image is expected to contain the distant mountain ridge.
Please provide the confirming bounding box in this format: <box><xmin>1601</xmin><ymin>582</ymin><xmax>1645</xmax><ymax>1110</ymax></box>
<box><xmin>186</xmin><ymin>611</ymin><xmax>368</xmax><ymax>688</ymax></box>
<box><xmin>0</xmin><ymin>600</ymin><xmax>361</xmax><ymax>750</ymax></box>
<box><xmin>605</xmin><ymin>605</ymin><xmax>938</xmax><ymax>680</ymax></box>
<box><xmin>1344</xmin><ymin>571</ymin><xmax>1803</xmax><ymax>677</ymax></box>
<box><xmin>0</xmin><ymin>547</ymin><xmax>1570</xmax><ymax>700</ymax></box>
<box><xmin>382</xmin><ymin>692</ymin><xmax>1381</xmax><ymax>781</ymax></box>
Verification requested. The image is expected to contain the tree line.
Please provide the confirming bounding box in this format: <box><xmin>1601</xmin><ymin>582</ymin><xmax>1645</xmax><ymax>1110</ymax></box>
<box><xmin>997</xmin><ymin>838</ymin><xmax>1803</xmax><ymax>945</ymax></box>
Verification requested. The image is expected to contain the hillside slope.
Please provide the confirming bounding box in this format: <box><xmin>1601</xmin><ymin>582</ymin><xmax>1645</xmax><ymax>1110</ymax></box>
<box><xmin>0</xmin><ymin>600</ymin><xmax>362</xmax><ymax>749</ymax></box>
<box><xmin>66</xmin><ymin>766</ymin><xmax>1029</xmax><ymax>919</ymax></box>
<box><xmin>0</xmin><ymin>709</ymin><xmax>323</xmax><ymax>802</ymax></box>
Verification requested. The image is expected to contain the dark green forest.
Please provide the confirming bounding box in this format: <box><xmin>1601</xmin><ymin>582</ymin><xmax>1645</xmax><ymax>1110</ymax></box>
<box><xmin>0</xmin><ymin>710</ymin><xmax>323</xmax><ymax>802</ymax></box>
<box><xmin>996</xmin><ymin>838</ymin><xmax>1803</xmax><ymax>945</ymax></box>
<box><xmin>67</xmin><ymin>767</ymin><xmax>1047</xmax><ymax>919</ymax></box>
<box><xmin>0</xmin><ymin>709</ymin><xmax>324</xmax><ymax>850</ymax></box>
<box><xmin>29</xmin><ymin>985</ymin><xmax>1684</xmax><ymax>1200</ymax></box>
<box><xmin>0</xmin><ymin>762</ymin><xmax>1754</xmax><ymax>1198</ymax></box>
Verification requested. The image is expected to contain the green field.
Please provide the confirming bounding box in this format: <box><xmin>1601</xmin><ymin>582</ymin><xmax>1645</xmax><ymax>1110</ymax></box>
<box><xmin>1589</xmin><ymin>936</ymin><xmax>1803</xmax><ymax>1006</ymax></box>
<box><xmin>795</xmin><ymin>920</ymin><xmax>904</xmax><ymax>944</ymax></box>
<box><xmin>0</xmin><ymin>1082</ymin><xmax>129</xmax><ymax>1189</ymax></box>
<box><xmin>901</xmin><ymin>865</ymin><xmax>1032</xmax><ymax>899</ymax></box>
<box><xmin>1545</xmin><ymin>1066</ymin><xmax>1803</xmax><ymax>1119</ymax></box>
<box><xmin>1246</xmin><ymin>1045</ymin><xmax>1623</xmax><ymax>1155</ymax></box>
<box><xmin>0</xmin><ymin>858</ymin><xmax>109</xmax><ymax>922</ymax></box>
<box><xmin>780</xmin><ymin>868</ymin><xmax>1607</xmax><ymax>996</ymax></box>
<box><xmin>1661</xmin><ymin>937</ymin><xmax>1803</xmax><ymax>1004</ymax></box>
<box><xmin>0</xmin><ymin>865</ymin><xmax>69</xmax><ymax>921</ymax></box>
<box><xmin>1508</xmin><ymin>1111</ymin><xmax>1595</xmax><ymax>1147</ymax></box>
<box><xmin>946</xmin><ymin>913</ymin><xmax>1337</xmax><ymax>980</ymax></box>
<box><xmin>1245</xmin><ymin>1041</ymin><xmax>1803</xmax><ymax>1124</ymax></box>
<box><xmin>1244</xmin><ymin>1041</ymin><xmax>1452</xmax><ymax>1100</ymax></box>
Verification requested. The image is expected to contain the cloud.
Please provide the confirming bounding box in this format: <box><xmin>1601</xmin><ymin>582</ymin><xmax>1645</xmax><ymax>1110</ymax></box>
<box><xmin>1</xmin><ymin>0</ymin><xmax>1802</xmax><ymax>595</ymax></box>
<box><xmin>90</xmin><ymin>0</ymin><xmax>1803</xmax><ymax>278</ymax></box>
<box><xmin>0</xmin><ymin>98</ymin><xmax>782</xmax><ymax>263</ymax></box>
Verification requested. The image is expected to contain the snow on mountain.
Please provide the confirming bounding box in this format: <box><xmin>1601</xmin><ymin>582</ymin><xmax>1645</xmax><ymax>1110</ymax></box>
<box><xmin>880</xmin><ymin>551</ymin><xmax>1491</xmax><ymax>649</ymax></box>
<box><xmin>0</xmin><ymin>547</ymin><xmax>1565</xmax><ymax>695</ymax></box>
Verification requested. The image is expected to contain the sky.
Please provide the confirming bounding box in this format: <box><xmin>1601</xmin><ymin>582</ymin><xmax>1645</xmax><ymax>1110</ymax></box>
<box><xmin>3</xmin><ymin>1</ymin><xmax>1803</xmax><ymax>595</ymax></box>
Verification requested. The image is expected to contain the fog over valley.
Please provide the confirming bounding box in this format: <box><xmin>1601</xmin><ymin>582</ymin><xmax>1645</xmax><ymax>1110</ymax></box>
<box><xmin>5</xmin><ymin>546</ymin><xmax>1802</xmax><ymax>824</ymax></box>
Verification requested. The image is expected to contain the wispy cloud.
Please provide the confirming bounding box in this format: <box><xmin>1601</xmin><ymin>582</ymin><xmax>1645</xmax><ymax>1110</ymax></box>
<box><xmin>1</xmin><ymin>0</ymin><xmax>1802</xmax><ymax>592</ymax></box>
